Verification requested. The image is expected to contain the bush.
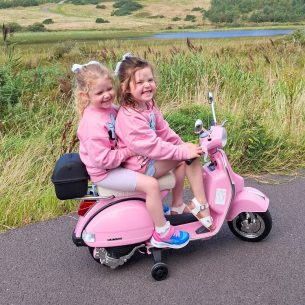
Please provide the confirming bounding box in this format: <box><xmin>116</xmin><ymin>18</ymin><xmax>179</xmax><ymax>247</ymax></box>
<box><xmin>148</xmin><ymin>15</ymin><xmax>164</xmax><ymax>19</ymax></box>
<box><xmin>7</xmin><ymin>22</ymin><xmax>23</xmax><ymax>32</ymax></box>
<box><xmin>96</xmin><ymin>4</ymin><xmax>106</xmax><ymax>9</ymax></box>
<box><xmin>42</xmin><ymin>18</ymin><xmax>54</xmax><ymax>25</ymax></box>
<box><xmin>191</xmin><ymin>7</ymin><xmax>203</xmax><ymax>12</ymax></box>
<box><xmin>27</xmin><ymin>22</ymin><xmax>46</xmax><ymax>32</ymax></box>
<box><xmin>112</xmin><ymin>0</ymin><xmax>143</xmax><ymax>16</ymax></box>
<box><xmin>185</xmin><ymin>15</ymin><xmax>196</xmax><ymax>22</ymax></box>
<box><xmin>284</xmin><ymin>29</ymin><xmax>305</xmax><ymax>45</ymax></box>
<box><xmin>95</xmin><ymin>18</ymin><xmax>109</xmax><ymax>23</ymax></box>
<box><xmin>172</xmin><ymin>17</ymin><xmax>181</xmax><ymax>21</ymax></box>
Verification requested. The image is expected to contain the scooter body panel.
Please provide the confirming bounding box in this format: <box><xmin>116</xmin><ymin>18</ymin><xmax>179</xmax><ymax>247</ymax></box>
<box><xmin>74</xmin><ymin>196</ymin><xmax>116</xmax><ymax>238</ymax></box>
<box><xmin>84</xmin><ymin>199</ymin><xmax>154</xmax><ymax>247</ymax></box>
<box><xmin>226</xmin><ymin>187</ymin><xmax>269</xmax><ymax>221</ymax></box>
<box><xmin>202</xmin><ymin>151</ymin><xmax>233</xmax><ymax>233</ymax></box>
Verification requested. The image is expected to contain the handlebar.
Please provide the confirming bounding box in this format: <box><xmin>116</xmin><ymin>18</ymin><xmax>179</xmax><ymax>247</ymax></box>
<box><xmin>185</xmin><ymin>158</ymin><xmax>196</xmax><ymax>165</ymax></box>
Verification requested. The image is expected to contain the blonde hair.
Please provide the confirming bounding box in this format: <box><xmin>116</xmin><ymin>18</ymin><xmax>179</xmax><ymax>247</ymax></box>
<box><xmin>116</xmin><ymin>56</ymin><xmax>155</xmax><ymax>110</ymax></box>
<box><xmin>73</xmin><ymin>62</ymin><xmax>113</xmax><ymax>117</ymax></box>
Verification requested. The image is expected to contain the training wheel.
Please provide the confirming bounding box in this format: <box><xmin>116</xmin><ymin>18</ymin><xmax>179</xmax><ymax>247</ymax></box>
<box><xmin>151</xmin><ymin>262</ymin><xmax>168</xmax><ymax>281</ymax></box>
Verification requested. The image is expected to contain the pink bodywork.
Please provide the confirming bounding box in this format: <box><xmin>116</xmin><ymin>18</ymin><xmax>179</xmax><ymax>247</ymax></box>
<box><xmin>75</xmin><ymin>192</ymin><xmax>167</xmax><ymax>248</ymax></box>
<box><xmin>74</xmin><ymin>125</ymin><xmax>269</xmax><ymax>248</ymax></box>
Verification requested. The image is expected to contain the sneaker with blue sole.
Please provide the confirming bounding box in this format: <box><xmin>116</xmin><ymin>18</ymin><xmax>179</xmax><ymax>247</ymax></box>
<box><xmin>150</xmin><ymin>226</ymin><xmax>190</xmax><ymax>249</ymax></box>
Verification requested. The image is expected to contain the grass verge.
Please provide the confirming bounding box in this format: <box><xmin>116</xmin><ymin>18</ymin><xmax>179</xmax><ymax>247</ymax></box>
<box><xmin>1</xmin><ymin>36</ymin><xmax>305</xmax><ymax>232</ymax></box>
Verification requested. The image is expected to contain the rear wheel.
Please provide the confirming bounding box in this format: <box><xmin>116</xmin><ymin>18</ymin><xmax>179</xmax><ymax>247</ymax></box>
<box><xmin>88</xmin><ymin>247</ymin><xmax>100</xmax><ymax>263</ymax></box>
<box><xmin>88</xmin><ymin>244</ymin><xmax>143</xmax><ymax>266</ymax></box>
<box><xmin>228</xmin><ymin>210</ymin><xmax>272</xmax><ymax>242</ymax></box>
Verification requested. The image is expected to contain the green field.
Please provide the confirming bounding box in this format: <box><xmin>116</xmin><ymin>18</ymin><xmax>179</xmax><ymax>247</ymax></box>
<box><xmin>2</xmin><ymin>0</ymin><xmax>305</xmax><ymax>34</ymax></box>
<box><xmin>1</xmin><ymin>29</ymin><xmax>305</xmax><ymax>232</ymax></box>
<box><xmin>0</xmin><ymin>0</ymin><xmax>211</xmax><ymax>32</ymax></box>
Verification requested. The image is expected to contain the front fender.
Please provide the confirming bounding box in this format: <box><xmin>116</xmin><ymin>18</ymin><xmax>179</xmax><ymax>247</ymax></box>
<box><xmin>226</xmin><ymin>187</ymin><xmax>269</xmax><ymax>221</ymax></box>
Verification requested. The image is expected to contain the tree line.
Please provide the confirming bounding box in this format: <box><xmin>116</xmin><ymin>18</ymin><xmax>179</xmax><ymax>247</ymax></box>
<box><xmin>205</xmin><ymin>0</ymin><xmax>305</xmax><ymax>23</ymax></box>
<box><xmin>0</xmin><ymin>0</ymin><xmax>57</xmax><ymax>9</ymax></box>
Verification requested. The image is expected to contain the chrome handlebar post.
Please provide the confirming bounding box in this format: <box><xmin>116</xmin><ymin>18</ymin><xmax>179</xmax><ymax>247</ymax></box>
<box><xmin>208</xmin><ymin>92</ymin><xmax>217</xmax><ymax>125</ymax></box>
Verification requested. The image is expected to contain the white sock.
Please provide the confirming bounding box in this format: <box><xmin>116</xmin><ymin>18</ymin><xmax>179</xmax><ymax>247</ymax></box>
<box><xmin>155</xmin><ymin>221</ymin><xmax>170</xmax><ymax>236</ymax></box>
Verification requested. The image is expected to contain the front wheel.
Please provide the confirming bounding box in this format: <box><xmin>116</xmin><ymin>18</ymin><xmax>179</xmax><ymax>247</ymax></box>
<box><xmin>228</xmin><ymin>210</ymin><xmax>272</xmax><ymax>242</ymax></box>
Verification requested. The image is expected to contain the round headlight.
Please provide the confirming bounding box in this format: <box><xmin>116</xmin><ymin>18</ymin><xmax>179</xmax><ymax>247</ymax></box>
<box><xmin>221</xmin><ymin>128</ymin><xmax>227</xmax><ymax>147</ymax></box>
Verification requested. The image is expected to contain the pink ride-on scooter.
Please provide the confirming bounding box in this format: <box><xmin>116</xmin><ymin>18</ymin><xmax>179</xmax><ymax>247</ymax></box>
<box><xmin>52</xmin><ymin>92</ymin><xmax>272</xmax><ymax>281</ymax></box>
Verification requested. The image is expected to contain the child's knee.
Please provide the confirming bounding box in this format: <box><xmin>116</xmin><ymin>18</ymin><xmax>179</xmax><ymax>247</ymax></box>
<box><xmin>146</xmin><ymin>176</ymin><xmax>160</xmax><ymax>193</ymax></box>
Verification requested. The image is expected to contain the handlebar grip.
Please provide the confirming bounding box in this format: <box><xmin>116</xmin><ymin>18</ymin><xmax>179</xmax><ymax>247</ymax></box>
<box><xmin>185</xmin><ymin>158</ymin><xmax>195</xmax><ymax>165</ymax></box>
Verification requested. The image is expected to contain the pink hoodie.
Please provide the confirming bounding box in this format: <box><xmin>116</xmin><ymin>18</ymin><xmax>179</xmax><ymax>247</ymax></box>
<box><xmin>77</xmin><ymin>105</ymin><xmax>133</xmax><ymax>182</ymax></box>
<box><xmin>115</xmin><ymin>103</ymin><xmax>190</xmax><ymax>173</ymax></box>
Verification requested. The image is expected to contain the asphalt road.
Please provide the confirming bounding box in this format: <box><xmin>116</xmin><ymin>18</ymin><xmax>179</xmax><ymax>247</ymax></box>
<box><xmin>1</xmin><ymin>176</ymin><xmax>305</xmax><ymax>305</ymax></box>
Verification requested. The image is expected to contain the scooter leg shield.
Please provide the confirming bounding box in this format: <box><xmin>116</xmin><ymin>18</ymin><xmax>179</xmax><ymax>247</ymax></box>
<box><xmin>226</xmin><ymin>187</ymin><xmax>269</xmax><ymax>221</ymax></box>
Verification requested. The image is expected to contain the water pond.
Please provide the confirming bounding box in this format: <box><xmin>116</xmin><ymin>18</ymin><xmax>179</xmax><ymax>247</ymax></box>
<box><xmin>143</xmin><ymin>29</ymin><xmax>293</xmax><ymax>40</ymax></box>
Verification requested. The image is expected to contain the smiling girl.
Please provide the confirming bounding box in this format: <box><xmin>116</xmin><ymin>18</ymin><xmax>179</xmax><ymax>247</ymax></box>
<box><xmin>115</xmin><ymin>54</ymin><xmax>214</xmax><ymax>248</ymax></box>
<box><xmin>73</xmin><ymin>61</ymin><xmax>192</xmax><ymax>248</ymax></box>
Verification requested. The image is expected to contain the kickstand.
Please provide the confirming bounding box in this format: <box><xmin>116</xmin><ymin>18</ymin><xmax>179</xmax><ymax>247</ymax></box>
<box><xmin>151</xmin><ymin>248</ymin><xmax>163</xmax><ymax>264</ymax></box>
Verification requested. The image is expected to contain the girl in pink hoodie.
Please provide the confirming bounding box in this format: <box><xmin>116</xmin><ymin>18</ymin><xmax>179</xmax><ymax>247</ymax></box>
<box><xmin>115</xmin><ymin>55</ymin><xmax>215</xmax><ymax>245</ymax></box>
<box><xmin>73</xmin><ymin>60</ymin><xmax>190</xmax><ymax>249</ymax></box>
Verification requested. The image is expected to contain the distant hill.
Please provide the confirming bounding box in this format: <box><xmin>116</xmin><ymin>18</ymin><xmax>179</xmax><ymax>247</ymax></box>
<box><xmin>0</xmin><ymin>0</ymin><xmax>56</xmax><ymax>9</ymax></box>
<box><xmin>205</xmin><ymin>0</ymin><xmax>305</xmax><ymax>23</ymax></box>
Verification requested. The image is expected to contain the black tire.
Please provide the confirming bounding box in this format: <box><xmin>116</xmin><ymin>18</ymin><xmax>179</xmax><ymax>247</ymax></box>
<box><xmin>151</xmin><ymin>262</ymin><xmax>168</xmax><ymax>281</ymax></box>
<box><xmin>228</xmin><ymin>210</ymin><xmax>272</xmax><ymax>242</ymax></box>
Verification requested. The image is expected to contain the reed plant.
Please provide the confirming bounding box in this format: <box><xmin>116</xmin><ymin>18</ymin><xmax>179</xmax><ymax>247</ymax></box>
<box><xmin>1</xmin><ymin>36</ymin><xmax>305</xmax><ymax>231</ymax></box>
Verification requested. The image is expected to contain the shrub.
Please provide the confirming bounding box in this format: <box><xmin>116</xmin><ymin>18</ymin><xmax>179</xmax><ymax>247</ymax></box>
<box><xmin>27</xmin><ymin>22</ymin><xmax>46</xmax><ymax>32</ymax></box>
<box><xmin>185</xmin><ymin>15</ymin><xmax>196</xmax><ymax>22</ymax></box>
<box><xmin>191</xmin><ymin>7</ymin><xmax>203</xmax><ymax>12</ymax></box>
<box><xmin>7</xmin><ymin>22</ymin><xmax>22</xmax><ymax>32</ymax></box>
<box><xmin>96</xmin><ymin>18</ymin><xmax>109</xmax><ymax>23</ymax></box>
<box><xmin>96</xmin><ymin>4</ymin><xmax>106</xmax><ymax>9</ymax></box>
<box><xmin>148</xmin><ymin>15</ymin><xmax>164</xmax><ymax>19</ymax></box>
<box><xmin>134</xmin><ymin>11</ymin><xmax>151</xmax><ymax>17</ymax></box>
<box><xmin>284</xmin><ymin>29</ymin><xmax>305</xmax><ymax>45</ymax></box>
<box><xmin>42</xmin><ymin>18</ymin><xmax>54</xmax><ymax>25</ymax></box>
<box><xmin>112</xmin><ymin>0</ymin><xmax>143</xmax><ymax>16</ymax></box>
<box><xmin>172</xmin><ymin>17</ymin><xmax>181</xmax><ymax>21</ymax></box>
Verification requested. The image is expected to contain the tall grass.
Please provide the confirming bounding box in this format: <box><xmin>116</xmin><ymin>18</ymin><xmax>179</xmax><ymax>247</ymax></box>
<box><xmin>1</xmin><ymin>36</ymin><xmax>305</xmax><ymax>231</ymax></box>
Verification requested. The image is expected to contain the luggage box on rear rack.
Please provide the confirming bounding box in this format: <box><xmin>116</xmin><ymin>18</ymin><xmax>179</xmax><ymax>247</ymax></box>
<box><xmin>51</xmin><ymin>153</ymin><xmax>89</xmax><ymax>200</ymax></box>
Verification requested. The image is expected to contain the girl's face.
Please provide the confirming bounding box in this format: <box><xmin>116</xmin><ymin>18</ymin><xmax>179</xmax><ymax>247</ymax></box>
<box><xmin>87</xmin><ymin>76</ymin><xmax>115</xmax><ymax>110</ymax></box>
<box><xmin>129</xmin><ymin>67</ymin><xmax>156</xmax><ymax>105</ymax></box>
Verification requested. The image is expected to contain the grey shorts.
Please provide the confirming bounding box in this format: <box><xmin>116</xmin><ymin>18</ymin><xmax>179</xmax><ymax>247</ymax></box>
<box><xmin>95</xmin><ymin>167</ymin><xmax>138</xmax><ymax>192</ymax></box>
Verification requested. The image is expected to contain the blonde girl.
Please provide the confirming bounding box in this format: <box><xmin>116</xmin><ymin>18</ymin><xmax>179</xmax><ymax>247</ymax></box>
<box><xmin>73</xmin><ymin>60</ymin><xmax>190</xmax><ymax>249</ymax></box>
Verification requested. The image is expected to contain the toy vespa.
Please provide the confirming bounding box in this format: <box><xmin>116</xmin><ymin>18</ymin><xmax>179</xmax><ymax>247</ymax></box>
<box><xmin>52</xmin><ymin>92</ymin><xmax>272</xmax><ymax>281</ymax></box>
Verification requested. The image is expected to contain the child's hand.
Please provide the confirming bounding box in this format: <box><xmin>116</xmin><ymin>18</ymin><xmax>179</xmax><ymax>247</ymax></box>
<box><xmin>181</xmin><ymin>143</ymin><xmax>202</xmax><ymax>159</ymax></box>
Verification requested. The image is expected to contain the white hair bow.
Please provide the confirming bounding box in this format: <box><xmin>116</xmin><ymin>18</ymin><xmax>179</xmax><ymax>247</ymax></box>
<box><xmin>71</xmin><ymin>60</ymin><xmax>101</xmax><ymax>73</ymax></box>
<box><xmin>114</xmin><ymin>52</ymin><xmax>133</xmax><ymax>75</ymax></box>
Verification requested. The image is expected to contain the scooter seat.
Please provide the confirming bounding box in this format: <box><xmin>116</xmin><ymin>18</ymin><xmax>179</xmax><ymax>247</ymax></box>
<box><xmin>96</xmin><ymin>171</ymin><xmax>176</xmax><ymax>198</ymax></box>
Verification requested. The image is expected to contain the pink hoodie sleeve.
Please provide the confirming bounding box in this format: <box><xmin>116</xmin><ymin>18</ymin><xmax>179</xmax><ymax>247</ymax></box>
<box><xmin>124</xmin><ymin>111</ymin><xmax>190</xmax><ymax>161</ymax></box>
<box><xmin>84</xmin><ymin>137</ymin><xmax>133</xmax><ymax>170</ymax></box>
<box><xmin>154</xmin><ymin>107</ymin><xmax>184</xmax><ymax>145</ymax></box>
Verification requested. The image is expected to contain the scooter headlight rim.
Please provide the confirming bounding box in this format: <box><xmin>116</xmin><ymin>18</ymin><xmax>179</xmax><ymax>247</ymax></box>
<box><xmin>82</xmin><ymin>230</ymin><xmax>96</xmax><ymax>243</ymax></box>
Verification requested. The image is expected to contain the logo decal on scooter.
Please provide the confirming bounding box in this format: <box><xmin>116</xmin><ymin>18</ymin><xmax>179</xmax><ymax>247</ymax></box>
<box><xmin>215</xmin><ymin>188</ymin><xmax>226</xmax><ymax>205</ymax></box>
<box><xmin>107</xmin><ymin>237</ymin><xmax>123</xmax><ymax>241</ymax></box>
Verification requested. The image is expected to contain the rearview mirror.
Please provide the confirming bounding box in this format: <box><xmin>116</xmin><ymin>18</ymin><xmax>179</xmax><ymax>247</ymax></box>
<box><xmin>208</xmin><ymin>92</ymin><xmax>213</xmax><ymax>104</ymax></box>
<box><xmin>194</xmin><ymin>119</ymin><xmax>203</xmax><ymax>134</ymax></box>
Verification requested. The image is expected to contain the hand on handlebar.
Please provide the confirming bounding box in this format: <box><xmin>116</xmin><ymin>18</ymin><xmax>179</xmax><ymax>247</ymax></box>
<box><xmin>181</xmin><ymin>143</ymin><xmax>203</xmax><ymax>159</ymax></box>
